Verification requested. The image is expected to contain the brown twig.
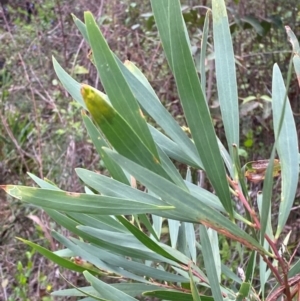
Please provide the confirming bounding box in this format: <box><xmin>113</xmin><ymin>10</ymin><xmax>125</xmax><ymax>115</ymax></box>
<box><xmin>227</xmin><ymin>175</ymin><xmax>291</xmax><ymax>287</ymax></box>
<box><xmin>55</xmin><ymin>0</ymin><xmax>68</xmax><ymax>67</ymax></box>
<box><xmin>1</xmin><ymin>4</ymin><xmax>43</xmax><ymax>178</ymax></box>
<box><xmin>227</xmin><ymin>175</ymin><xmax>261</xmax><ymax>227</ymax></box>
<box><xmin>266</xmin><ymin>274</ymin><xmax>300</xmax><ymax>301</ymax></box>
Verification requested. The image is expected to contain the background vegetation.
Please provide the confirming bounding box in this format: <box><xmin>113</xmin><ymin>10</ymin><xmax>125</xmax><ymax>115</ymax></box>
<box><xmin>0</xmin><ymin>0</ymin><xmax>299</xmax><ymax>300</ymax></box>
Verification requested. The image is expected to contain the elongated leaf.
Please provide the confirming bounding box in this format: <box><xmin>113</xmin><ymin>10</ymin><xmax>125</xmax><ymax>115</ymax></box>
<box><xmin>261</xmin><ymin>149</ymin><xmax>277</xmax><ymax>243</ymax></box>
<box><xmin>75</xmin><ymin>168</ymin><xmax>198</xmax><ymax>222</ymax></box>
<box><xmin>200</xmin><ymin>225</ymin><xmax>223</xmax><ymax>301</ymax></box>
<box><xmin>156</xmin><ymin>146</ymin><xmax>187</xmax><ymax>189</ymax></box>
<box><xmin>272</xmin><ymin>64</ymin><xmax>299</xmax><ymax>237</ymax></box>
<box><xmin>151</xmin><ymin>0</ymin><xmax>233</xmax><ymax>216</ymax></box>
<box><xmin>152</xmin><ymin>214</ymin><xmax>163</xmax><ymax>239</ymax></box>
<box><xmin>200</xmin><ymin>11</ymin><xmax>210</xmax><ymax>96</ymax></box>
<box><xmin>184</xmin><ymin>222</ymin><xmax>196</xmax><ymax>262</ymax></box>
<box><xmin>84</xmin><ymin>12</ymin><xmax>158</xmax><ymax>158</ymax></box>
<box><xmin>76</xmin><ymin>168</ymin><xmax>161</xmax><ymax>203</ymax></box>
<box><xmin>185</xmin><ymin>182</ymin><xmax>226</xmax><ymax>214</ymax></box>
<box><xmin>53</xmin><ymin>232</ymin><xmax>150</xmax><ymax>283</ymax></box>
<box><xmin>218</xmin><ymin>138</ymin><xmax>234</xmax><ymax>177</ymax></box>
<box><xmin>123</xmin><ymin>60</ymin><xmax>158</xmax><ymax>99</ymax></box>
<box><xmin>104</xmin><ymin>149</ymin><xmax>269</xmax><ymax>255</ymax></box>
<box><xmin>158</xmin><ymin>242</ymin><xmax>193</xmax><ymax>267</ymax></box>
<box><xmin>137</xmin><ymin>214</ymin><xmax>159</xmax><ymax>241</ymax></box>
<box><xmin>245</xmin><ymin>251</ymin><xmax>256</xmax><ymax>282</ymax></box>
<box><xmin>117</xmin><ymin>215</ymin><xmax>182</xmax><ymax>263</ymax></box>
<box><xmin>53</xmin><ymin>57</ymin><xmax>86</xmax><ymax>108</ymax></box>
<box><xmin>149</xmin><ymin>125</ymin><xmax>200</xmax><ymax>167</ymax></box>
<box><xmin>285</xmin><ymin>26</ymin><xmax>300</xmax><ymax>54</ymax></box>
<box><xmin>293</xmin><ymin>55</ymin><xmax>300</xmax><ymax>86</ymax></box>
<box><xmin>82</xmin><ymin>112</ymin><xmax>129</xmax><ymax>184</ymax></box>
<box><xmin>258</xmin><ymin>194</ymin><xmax>270</xmax><ymax>298</ymax></box>
<box><xmin>72</xmin><ymin>14</ymin><xmax>89</xmax><ymax>43</ymax></box>
<box><xmin>144</xmin><ymin>290</ymin><xmax>214</xmax><ymax>301</ymax></box>
<box><xmin>53</xmin><ymin>283</ymin><xmax>162</xmax><ymax>297</ymax></box>
<box><xmin>188</xmin><ymin>266</ymin><xmax>202</xmax><ymax>301</ymax></box>
<box><xmin>168</xmin><ymin>219</ymin><xmax>181</xmax><ymax>248</ymax></box>
<box><xmin>27</xmin><ymin>172</ymin><xmax>61</xmax><ymax>190</ymax></box>
<box><xmin>183</xmin><ymin>168</ymin><xmax>196</xmax><ymax>262</ymax></box>
<box><xmin>58</xmin><ymin>274</ymin><xmax>105</xmax><ymax>301</ymax></box>
<box><xmin>207</xmin><ymin>228</ymin><xmax>221</xmax><ymax>282</ymax></box>
<box><xmin>52</xmin><ymin>286</ymin><xmax>99</xmax><ymax>297</ymax></box>
<box><xmin>177</xmin><ymin>223</ymin><xmax>188</xmax><ymax>257</ymax></box>
<box><xmin>212</xmin><ymin>0</ymin><xmax>239</xmax><ymax>154</ymax></box>
<box><xmin>52</xmin><ymin>232</ymin><xmax>121</xmax><ymax>275</ymax></box>
<box><xmin>288</xmin><ymin>25</ymin><xmax>300</xmax><ymax>89</ymax></box>
<box><xmin>1</xmin><ymin>186</ymin><xmax>173</xmax><ymax>214</ymax></box>
<box><xmin>46</xmin><ymin>210</ymin><xmax>168</xmax><ymax>262</ymax></box>
<box><xmin>46</xmin><ymin>209</ymin><xmax>112</xmax><ymax>245</ymax></box>
<box><xmin>17</xmin><ymin>238</ymin><xmax>97</xmax><ymax>274</ymax></box>
<box><xmin>77</xmin><ymin>226</ymin><xmax>177</xmax><ymax>263</ymax></box>
<box><xmin>83</xmin><ymin>157</ymin><xmax>200</xmax><ymax>218</ymax></box>
<box><xmin>67</xmin><ymin>213</ymin><xmax>127</xmax><ymax>233</ymax></box>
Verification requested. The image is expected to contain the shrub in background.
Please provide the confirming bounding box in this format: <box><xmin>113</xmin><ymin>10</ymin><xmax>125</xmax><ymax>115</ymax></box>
<box><xmin>2</xmin><ymin>0</ymin><xmax>300</xmax><ymax>300</ymax></box>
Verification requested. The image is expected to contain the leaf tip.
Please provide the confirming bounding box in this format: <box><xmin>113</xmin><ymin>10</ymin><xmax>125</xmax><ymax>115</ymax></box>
<box><xmin>71</xmin><ymin>13</ymin><xmax>77</xmax><ymax>22</ymax></box>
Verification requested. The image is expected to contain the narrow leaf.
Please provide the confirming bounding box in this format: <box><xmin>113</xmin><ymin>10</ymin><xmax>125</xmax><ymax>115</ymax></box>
<box><xmin>73</xmin><ymin>238</ymin><xmax>187</xmax><ymax>283</ymax></box>
<box><xmin>137</xmin><ymin>214</ymin><xmax>159</xmax><ymax>241</ymax></box>
<box><xmin>82</xmin><ymin>112</ymin><xmax>129</xmax><ymax>184</ymax></box>
<box><xmin>144</xmin><ymin>290</ymin><xmax>214</xmax><ymax>301</ymax></box>
<box><xmin>207</xmin><ymin>228</ymin><xmax>221</xmax><ymax>282</ymax></box>
<box><xmin>168</xmin><ymin>219</ymin><xmax>180</xmax><ymax>248</ymax></box>
<box><xmin>27</xmin><ymin>172</ymin><xmax>61</xmax><ymax>190</ymax></box>
<box><xmin>199</xmin><ymin>225</ymin><xmax>223</xmax><ymax>301</ymax></box>
<box><xmin>53</xmin><ymin>283</ymin><xmax>162</xmax><ymax>297</ymax></box>
<box><xmin>53</xmin><ymin>57</ymin><xmax>86</xmax><ymax>108</ymax></box>
<box><xmin>261</xmin><ymin>152</ymin><xmax>277</xmax><ymax>243</ymax></box>
<box><xmin>188</xmin><ymin>266</ymin><xmax>202</xmax><ymax>301</ymax></box>
<box><xmin>151</xmin><ymin>0</ymin><xmax>233</xmax><ymax>216</ymax></box>
<box><xmin>272</xmin><ymin>64</ymin><xmax>299</xmax><ymax>237</ymax></box>
<box><xmin>212</xmin><ymin>0</ymin><xmax>239</xmax><ymax>154</ymax></box>
<box><xmin>1</xmin><ymin>185</ymin><xmax>173</xmax><ymax>215</ymax></box>
<box><xmin>84</xmin><ymin>12</ymin><xmax>158</xmax><ymax>158</ymax></box>
<box><xmin>200</xmin><ymin>10</ymin><xmax>210</xmax><ymax>96</ymax></box>
<box><xmin>117</xmin><ymin>216</ymin><xmax>182</xmax><ymax>263</ymax></box>
<box><xmin>17</xmin><ymin>238</ymin><xmax>97</xmax><ymax>274</ymax></box>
